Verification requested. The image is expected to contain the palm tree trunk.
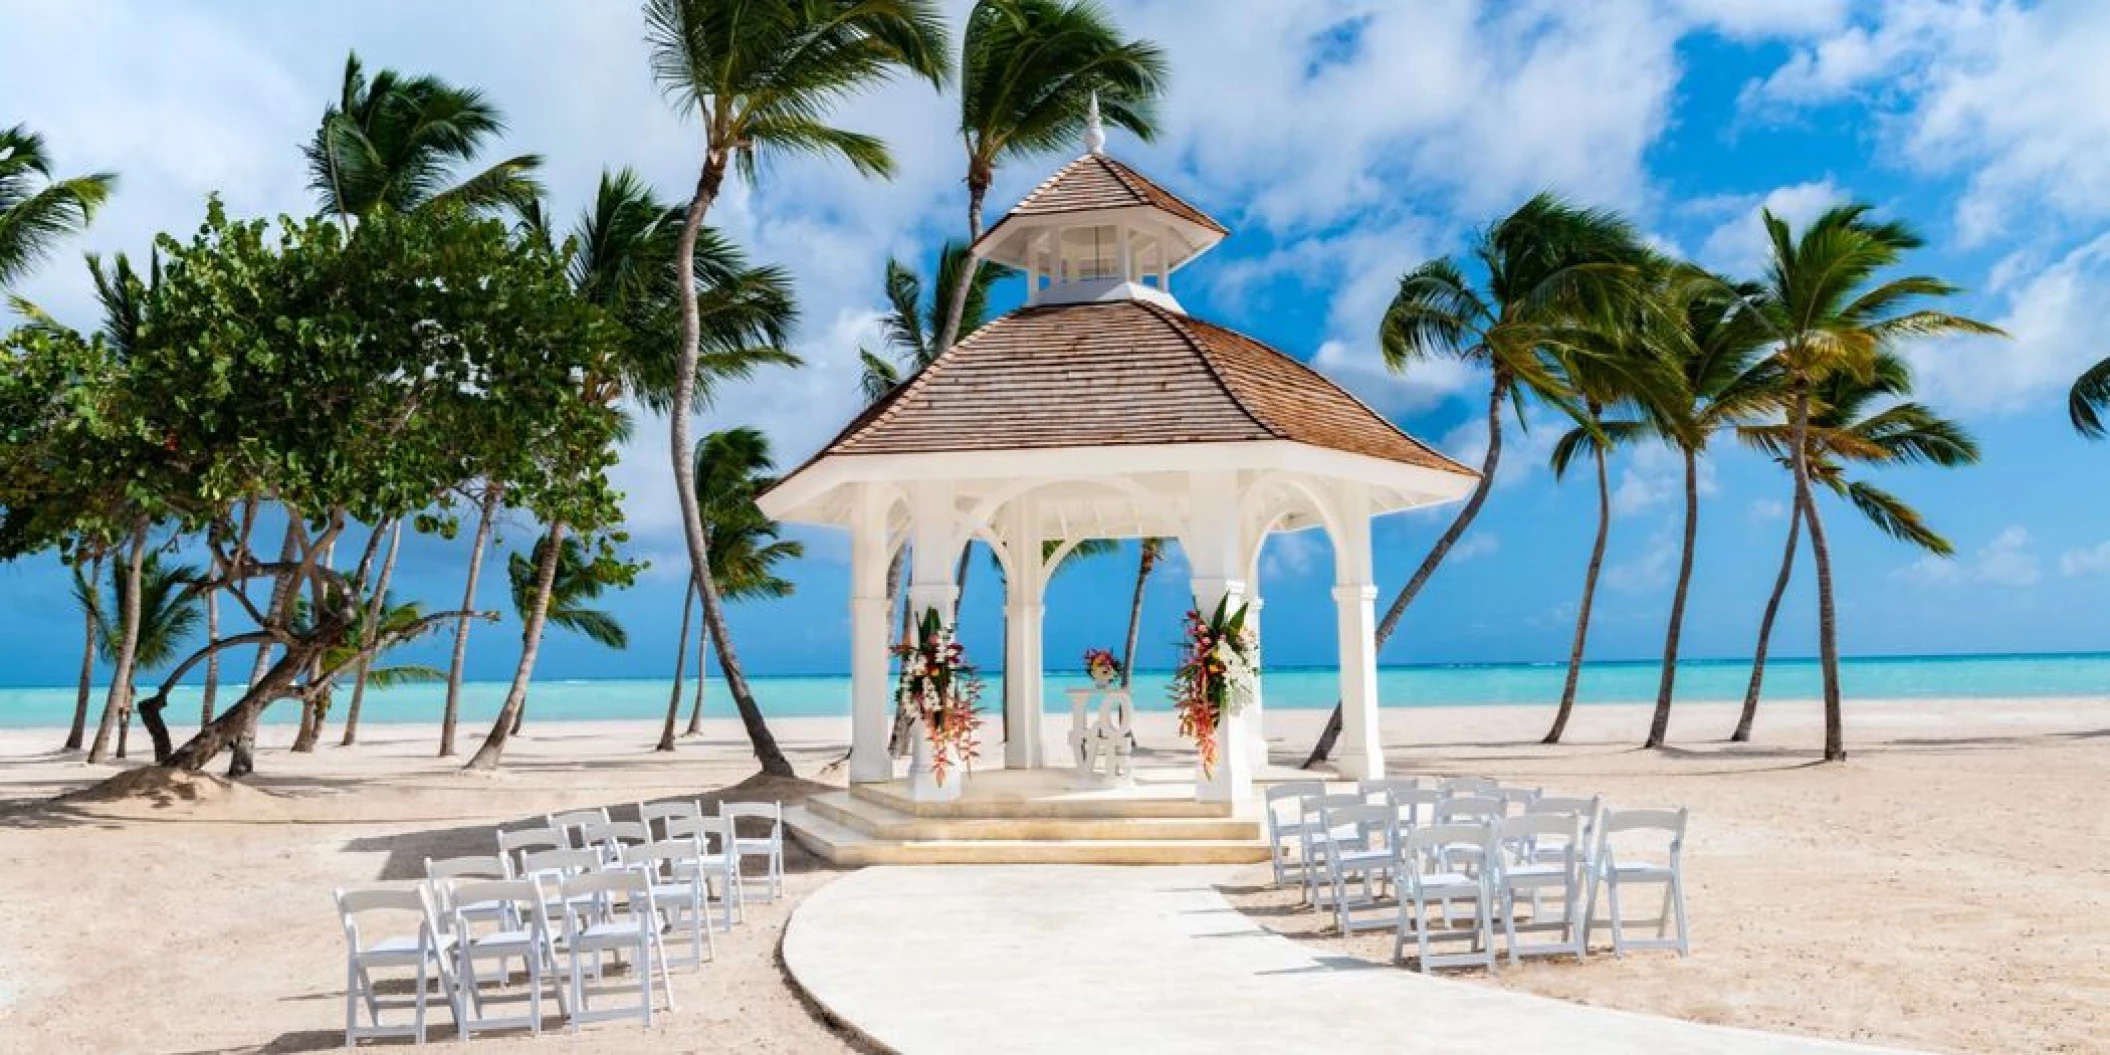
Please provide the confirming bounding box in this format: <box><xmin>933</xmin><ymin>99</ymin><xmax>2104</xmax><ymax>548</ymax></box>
<box><xmin>1789</xmin><ymin>383</ymin><xmax>1847</xmax><ymax>761</ymax></box>
<box><xmin>1645</xmin><ymin>446</ymin><xmax>1703</xmax><ymax>748</ymax></box>
<box><xmin>340</xmin><ymin>520</ymin><xmax>403</xmax><ymax>747</ymax></box>
<box><xmin>66</xmin><ymin>552</ymin><xmax>103</xmax><ymax>752</ymax></box>
<box><xmin>1546</xmin><ymin>440</ymin><xmax>1612</xmax><ymax>744</ymax></box>
<box><xmin>231</xmin><ymin>524</ymin><xmax>300</xmax><ymax>778</ymax></box>
<box><xmin>684</xmin><ymin>617</ymin><xmax>709</xmax><ymax>737</ymax></box>
<box><xmin>87</xmin><ymin>520</ymin><xmax>148</xmax><ymax>764</ymax></box>
<box><xmin>201</xmin><ymin>588</ymin><xmax>219</xmax><ymax>729</ymax></box>
<box><xmin>467</xmin><ymin>521</ymin><xmax>566</xmax><ymax>770</ymax></box>
<box><xmin>669</xmin><ymin>152</ymin><xmax>729</xmax><ymax>746</ymax></box>
<box><xmin>1734</xmin><ymin>502</ymin><xmax>1801</xmax><ymax>741</ymax></box>
<box><xmin>932</xmin><ymin>181</ymin><xmax>990</xmax><ymax>357</ymax></box>
<box><xmin>696</xmin><ymin>561</ymin><xmax>794</xmax><ymax>777</ymax></box>
<box><xmin>440</xmin><ymin>486</ymin><xmax>499</xmax><ymax>757</ymax></box>
<box><xmin>1305</xmin><ymin>373</ymin><xmax>1510</xmax><ymax>767</ymax></box>
<box><xmin>658</xmin><ymin>579</ymin><xmax>696</xmax><ymax>752</ymax></box>
<box><xmin>1120</xmin><ymin>541</ymin><xmax>1159</xmax><ymax>686</ymax></box>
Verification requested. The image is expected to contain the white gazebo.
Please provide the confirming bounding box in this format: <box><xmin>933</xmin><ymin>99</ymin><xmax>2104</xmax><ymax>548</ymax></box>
<box><xmin>758</xmin><ymin>124</ymin><xmax>1475</xmax><ymax>808</ymax></box>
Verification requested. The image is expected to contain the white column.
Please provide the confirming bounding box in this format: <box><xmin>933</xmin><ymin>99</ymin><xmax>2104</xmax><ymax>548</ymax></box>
<box><xmin>848</xmin><ymin>485</ymin><xmax>893</xmax><ymax>784</ymax></box>
<box><xmin>1246</xmin><ymin>597</ymin><xmax>1268</xmax><ymax>769</ymax></box>
<box><xmin>906</xmin><ymin>481</ymin><xmax>962</xmax><ymax>801</ymax></box>
<box><xmin>1002</xmin><ymin>498</ymin><xmax>1046</xmax><ymax>769</ymax></box>
<box><xmin>1186</xmin><ymin>469</ymin><xmax>1254</xmax><ymax>805</ymax></box>
<box><xmin>1332</xmin><ymin>481</ymin><xmax>1384</xmax><ymax>780</ymax></box>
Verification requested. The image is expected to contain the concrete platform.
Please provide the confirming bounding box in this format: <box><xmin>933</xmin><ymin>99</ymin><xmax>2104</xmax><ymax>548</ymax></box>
<box><xmin>784</xmin><ymin>865</ymin><xmax>1918</xmax><ymax>1055</ymax></box>
<box><xmin>785</xmin><ymin>766</ymin><xmax>1290</xmax><ymax>865</ymax></box>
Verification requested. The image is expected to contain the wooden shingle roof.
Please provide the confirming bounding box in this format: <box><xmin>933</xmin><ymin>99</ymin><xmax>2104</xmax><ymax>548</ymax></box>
<box><xmin>816</xmin><ymin>300</ymin><xmax>1473</xmax><ymax>477</ymax></box>
<box><xmin>974</xmin><ymin>153</ymin><xmax>1227</xmax><ymax>249</ymax></box>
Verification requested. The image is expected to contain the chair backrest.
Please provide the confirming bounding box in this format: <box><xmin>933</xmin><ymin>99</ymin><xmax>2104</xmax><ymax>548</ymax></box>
<box><xmin>547</xmin><ymin>808</ymin><xmax>613</xmax><ymax>849</ymax></box>
<box><xmin>1597</xmin><ymin>807</ymin><xmax>1687</xmax><ymax>861</ymax></box>
<box><xmin>1494</xmin><ymin>786</ymin><xmax>1542</xmax><ymax>813</ymax></box>
<box><xmin>1499</xmin><ymin>812</ymin><xmax>1581</xmax><ymax>866</ymax></box>
<box><xmin>1384</xmin><ymin>787</ymin><xmax>1446</xmax><ymax>827</ymax></box>
<box><xmin>1437</xmin><ymin>776</ymin><xmax>1497</xmax><ymax>796</ymax></box>
<box><xmin>638</xmin><ymin>800</ymin><xmax>703</xmax><ymax>841</ymax></box>
<box><xmin>335</xmin><ymin>887</ymin><xmax>441</xmax><ymax>953</ymax></box>
<box><xmin>1320</xmin><ymin>802</ymin><xmax>1399</xmax><ymax>857</ymax></box>
<box><xmin>720</xmin><ymin>801</ymin><xmax>782</xmax><ymax>839</ymax></box>
<box><xmin>1405</xmin><ymin>822</ymin><xmax>1495</xmax><ymax>863</ymax></box>
<box><xmin>1437</xmin><ymin>795</ymin><xmax>1503</xmax><ymax>823</ymax></box>
<box><xmin>1528</xmin><ymin>795</ymin><xmax>1603</xmax><ymax>839</ymax></box>
<box><xmin>1263</xmin><ymin>781</ymin><xmax>1326</xmax><ymax>827</ymax></box>
<box><xmin>626</xmin><ymin>838</ymin><xmax>701</xmax><ymax>880</ymax></box>
<box><xmin>445</xmin><ymin>878</ymin><xmax>549</xmax><ymax>934</ymax></box>
<box><xmin>1356</xmin><ymin>778</ymin><xmax>1420</xmax><ymax>803</ymax></box>
<box><xmin>519</xmin><ymin>846</ymin><xmax>602</xmax><ymax>880</ymax></box>
<box><xmin>559</xmin><ymin>867</ymin><xmax>650</xmax><ymax>911</ymax></box>
<box><xmin>581</xmin><ymin>819</ymin><xmax>652</xmax><ymax>856</ymax></box>
<box><xmin>1299</xmin><ymin>792</ymin><xmax>1365</xmax><ymax>824</ymax></box>
<box><xmin>496</xmin><ymin>827</ymin><xmax>565</xmax><ymax>877</ymax></box>
<box><xmin>425</xmin><ymin>854</ymin><xmax>508</xmax><ymax>883</ymax></box>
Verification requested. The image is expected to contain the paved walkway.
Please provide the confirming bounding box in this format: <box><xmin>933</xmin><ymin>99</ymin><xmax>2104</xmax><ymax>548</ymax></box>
<box><xmin>784</xmin><ymin>865</ymin><xmax>1912</xmax><ymax>1055</ymax></box>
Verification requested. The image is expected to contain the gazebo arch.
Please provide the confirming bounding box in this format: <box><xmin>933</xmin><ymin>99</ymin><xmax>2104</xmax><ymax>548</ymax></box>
<box><xmin>758</xmin><ymin>118</ymin><xmax>1476</xmax><ymax>804</ymax></box>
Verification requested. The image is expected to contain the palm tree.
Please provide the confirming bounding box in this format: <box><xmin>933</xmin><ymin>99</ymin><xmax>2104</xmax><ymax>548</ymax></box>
<box><xmin>1541</xmin><ymin>413</ymin><xmax>1647</xmax><ymax>744</ymax></box>
<box><xmin>1117</xmin><ymin>538</ymin><xmax>1163</xmax><ymax>686</ymax></box>
<box><xmin>338</xmin><ymin>519</ymin><xmax>404</xmax><ymax>747</ymax></box>
<box><xmin>1304</xmin><ymin>194</ymin><xmax>1645</xmax><ymax>766</ymax></box>
<box><xmin>492</xmin><ymin>530</ymin><xmax>629</xmax><ymax>741</ymax></box>
<box><xmin>1636</xmin><ymin>273</ymin><xmax>1779</xmax><ymax>748</ymax></box>
<box><xmin>64</xmin><ymin>549</ymin><xmax>106</xmax><ymax>751</ymax></box>
<box><xmin>306</xmin><ymin>52</ymin><xmax>541</xmax><ymax>224</ymax></box>
<box><xmin>684</xmin><ymin>427</ymin><xmax>804</xmax><ymax>775</ymax></box>
<box><xmin>644</xmin><ymin>0</ymin><xmax>947</xmax><ymax>778</ymax></box>
<box><xmin>438</xmin><ymin>484</ymin><xmax>499</xmax><ymax>757</ymax></box>
<box><xmin>1734</xmin><ymin>352</ymin><xmax>1978</xmax><ymax>741</ymax></box>
<box><xmin>2073</xmin><ymin>355</ymin><xmax>2110</xmax><ymax>438</ymax></box>
<box><xmin>84</xmin><ymin>552</ymin><xmax>203</xmax><ymax>759</ymax></box>
<box><xmin>1746</xmin><ymin>204</ymin><xmax>2001</xmax><ymax>761</ymax></box>
<box><xmin>0</xmin><ymin>125</ymin><xmax>114</xmax><ymax>290</ymax></box>
<box><xmin>928</xmin><ymin>0</ymin><xmax>1166</xmax><ymax>354</ymax></box>
<box><xmin>660</xmin><ymin>473</ymin><xmax>802</xmax><ymax>751</ymax></box>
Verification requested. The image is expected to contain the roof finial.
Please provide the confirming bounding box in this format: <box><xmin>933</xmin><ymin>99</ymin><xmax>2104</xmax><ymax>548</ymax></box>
<box><xmin>1084</xmin><ymin>92</ymin><xmax>1106</xmax><ymax>155</ymax></box>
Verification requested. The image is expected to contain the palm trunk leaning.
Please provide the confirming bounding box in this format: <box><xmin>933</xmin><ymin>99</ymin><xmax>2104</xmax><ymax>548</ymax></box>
<box><xmin>87</xmin><ymin>520</ymin><xmax>149</xmax><ymax>764</ymax></box>
<box><xmin>467</xmin><ymin>521</ymin><xmax>566</xmax><ymax>770</ymax></box>
<box><xmin>201</xmin><ymin>588</ymin><xmax>220</xmax><ymax>729</ymax></box>
<box><xmin>931</xmin><ymin>171</ymin><xmax>991</xmax><ymax>362</ymax></box>
<box><xmin>1120</xmin><ymin>541</ymin><xmax>1159</xmax><ymax>687</ymax></box>
<box><xmin>657</xmin><ymin>578</ymin><xmax>696</xmax><ymax>752</ymax></box>
<box><xmin>1734</xmin><ymin>502</ymin><xmax>1801</xmax><ymax>741</ymax></box>
<box><xmin>66</xmin><ymin>552</ymin><xmax>104</xmax><ymax>752</ymax></box>
<box><xmin>684</xmin><ymin>616</ymin><xmax>709</xmax><ymax>737</ymax></box>
<box><xmin>1788</xmin><ymin>382</ymin><xmax>1847</xmax><ymax>761</ymax></box>
<box><xmin>439</xmin><ymin>486</ymin><xmax>500</xmax><ymax>757</ymax></box>
<box><xmin>231</xmin><ymin>524</ymin><xmax>301</xmax><ymax>778</ymax></box>
<box><xmin>1645</xmin><ymin>447</ymin><xmax>1702</xmax><ymax>748</ymax></box>
<box><xmin>697</xmin><ymin>560</ymin><xmax>795</xmax><ymax>777</ymax></box>
<box><xmin>340</xmin><ymin>520</ymin><xmax>403</xmax><ymax>747</ymax></box>
<box><xmin>1306</xmin><ymin>373</ymin><xmax>1511</xmax><ymax>767</ymax></box>
<box><xmin>1545</xmin><ymin>439</ymin><xmax>1611</xmax><ymax>744</ymax></box>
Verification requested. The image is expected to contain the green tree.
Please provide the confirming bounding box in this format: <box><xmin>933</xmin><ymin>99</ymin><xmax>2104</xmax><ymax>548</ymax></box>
<box><xmin>306</xmin><ymin>52</ymin><xmax>541</xmax><ymax>223</ymax></box>
<box><xmin>928</xmin><ymin>0</ymin><xmax>1166</xmax><ymax>353</ymax></box>
<box><xmin>1747</xmin><ymin>204</ymin><xmax>2000</xmax><ymax>761</ymax></box>
<box><xmin>499</xmin><ymin>531</ymin><xmax>631</xmax><ymax>737</ymax></box>
<box><xmin>645</xmin><ymin>0</ymin><xmax>948</xmax><ymax>777</ymax></box>
<box><xmin>1636</xmin><ymin>273</ymin><xmax>1779</xmax><ymax>747</ymax></box>
<box><xmin>661</xmin><ymin>467</ymin><xmax>802</xmax><ymax>750</ymax></box>
<box><xmin>0</xmin><ymin>125</ymin><xmax>114</xmax><ymax>290</ymax></box>
<box><xmin>82</xmin><ymin>550</ymin><xmax>203</xmax><ymax>759</ymax></box>
<box><xmin>2072</xmin><ymin>355</ymin><xmax>2110</xmax><ymax>438</ymax></box>
<box><xmin>1305</xmin><ymin>194</ymin><xmax>1645</xmax><ymax>766</ymax></box>
<box><xmin>1734</xmin><ymin>352</ymin><xmax>1978</xmax><ymax>742</ymax></box>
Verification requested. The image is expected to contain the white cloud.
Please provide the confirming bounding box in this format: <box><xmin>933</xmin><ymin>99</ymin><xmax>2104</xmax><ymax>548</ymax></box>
<box><xmin>1907</xmin><ymin>233</ymin><xmax>2110</xmax><ymax>415</ymax></box>
<box><xmin>1896</xmin><ymin>524</ymin><xmax>2041</xmax><ymax>587</ymax></box>
<box><xmin>1610</xmin><ymin>442</ymin><xmax>1717</xmax><ymax>517</ymax></box>
<box><xmin>2059</xmin><ymin>541</ymin><xmax>2110</xmax><ymax>578</ymax></box>
<box><xmin>1449</xmin><ymin>533</ymin><xmax>1500</xmax><ymax>563</ymax></box>
<box><xmin>1440</xmin><ymin>411</ymin><xmax>1562</xmax><ymax>490</ymax></box>
<box><xmin>1694</xmin><ymin>177</ymin><xmax>1848</xmax><ymax>277</ymax></box>
<box><xmin>1605</xmin><ymin>529</ymin><xmax>1679</xmax><ymax>593</ymax></box>
<box><xmin>1743</xmin><ymin>0</ymin><xmax>2110</xmax><ymax>244</ymax></box>
<box><xmin>1747</xmin><ymin>498</ymin><xmax>1789</xmax><ymax>522</ymax></box>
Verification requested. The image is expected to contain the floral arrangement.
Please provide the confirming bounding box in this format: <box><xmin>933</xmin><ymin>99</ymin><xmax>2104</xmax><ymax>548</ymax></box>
<box><xmin>1171</xmin><ymin>596</ymin><xmax>1258</xmax><ymax>777</ymax></box>
<box><xmin>893</xmin><ymin>607</ymin><xmax>984</xmax><ymax>785</ymax></box>
<box><xmin>1083</xmin><ymin>648</ymin><xmax>1121</xmax><ymax>687</ymax></box>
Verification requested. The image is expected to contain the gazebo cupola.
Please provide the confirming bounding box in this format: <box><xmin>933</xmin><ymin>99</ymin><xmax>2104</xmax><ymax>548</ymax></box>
<box><xmin>970</xmin><ymin>98</ymin><xmax>1226</xmax><ymax>314</ymax></box>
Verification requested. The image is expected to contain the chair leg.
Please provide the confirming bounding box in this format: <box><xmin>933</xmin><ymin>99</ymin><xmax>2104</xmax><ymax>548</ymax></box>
<box><xmin>344</xmin><ymin>958</ymin><xmax>359</xmax><ymax>1046</ymax></box>
<box><xmin>1656</xmin><ymin>880</ymin><xmax>1675</xmax><ymax>939</ymax></box>
<box><xmin>412</xmin><ymin>958</ymin><xmax>428</xmax><ymax>1045</ymax></box>
<box><xmin>1606</xmin><ymin>878</ymin><xmax>1625</xmax><ymax>957</ymax></box>
<box><xmin>1502</xmin><ymin>888</ymin><xmax>1520</xmax><ymax>967</ymax></box>
<box><xmin>1672</xmin><ymin>872</ymin><xmax>1690</xmax><ymax>957</ymax></box>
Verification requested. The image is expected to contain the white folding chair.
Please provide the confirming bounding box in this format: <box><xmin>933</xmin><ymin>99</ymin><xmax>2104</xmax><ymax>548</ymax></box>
<box><xmin>1356</xmin><ymin>777</ymin><xmax>1420</xmax><ymax>804</ymax></box>
<box><xmin>1585</xmin><ymin>808</ymin><xmax>1690</xmax><ymax>957</ymax></box>
<box><xmin>1494</xmin><ymin>813</ymin><xmax>1587</xmax><ymax>965</ymax></box>
<box><xmin>1385</xmin><ymin>787</ymin><xmax>1445</xmax><ymax>830</ymax></box>
<box><xmin>580</xmin><ymin>819</ymin><xmax>652</xmax><ymax>866</ymax></box>
<box><xmin>445</xmin><ymin>879</ymin><xmax>564</xmax><ymax>1038</ymax></box>
<box><xmin>720</xmin><ymin>802</ymin><xmax>784</xmax><ymax>902</ymax></box>
<box><xmin>334</xmin><ymin>886</ymin><xmax>462</xmax><ymax>1046</ymax></box>
<box><xmin>637</xmin><ymin>799</ymin><xmax>702</xmax><ymax>842</ymax></box>
<box><xmin>1524</xmin><ymin>795</ymin><xmax>1603</xmax><ymax>867</ymax></box>
<box><xmin>1437</xmin><ymin>776</ymin><xmax>1497</xmax><ymax>797</ymax></box>
<box><xmin>496</xmin><ymin>827</ymin><xmax>565</xmax><ymax>879</ymax></box>
<box><xmin>520</xmin><ymin>847</ymin><xmax>605</xmax><ymax>934</ymax></box>
<box><xmin>671</xmin><ymin>813</ymin><xmax>745</xmax><ymax>929</ymax></box>
<box><xmin>1494</xmin><ymin>785</ymin><xmax>1543</xmax><ymax>815</ymax></box>
<box><xmin>1393</xmin><ymin>822</ymin><xmax>1497</xmax><ymax>973</ymax></box>
<box><xmin>1262</xmin><ymin>781</ymin><xmax>1326</xmax><ymax>887</ymax></box>
<box><xmin>547</xmin><ymin>808</ymin><xmax>613</xmax><ymax>851</ymax></box>
<box><xmin>1319</xmin><ymin>801</ymin><xmax>1401</xmax><ymax>936</ymax></box>
<box><xmin>626</xmin><ymin>838</ymin><xmax>718</xmax><ymax>968</ymax></box>
<box><xmin>1296</xmin><ymin>793</ymin><xmax>1366</xmax><ymax>906</ymax></box>
<box><xmin>554</xmin><ymin>869</ymin><xmax>675</xmax><ymax>1029</ymax></box>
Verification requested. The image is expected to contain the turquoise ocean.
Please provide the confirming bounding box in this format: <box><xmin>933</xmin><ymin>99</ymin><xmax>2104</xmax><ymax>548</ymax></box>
<box><xmin>2</xmin><ymin>652</ymin><xmax>2104</xmax><ymax>728</ymax></box>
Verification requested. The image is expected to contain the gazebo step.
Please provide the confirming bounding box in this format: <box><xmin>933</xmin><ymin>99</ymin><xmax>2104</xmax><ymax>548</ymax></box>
<box><xmin>848</xmin><ymin>773</ymin><xmax>1238</xmax><ymax>820</ymax></box>
<box><xmin>808</xmin><ymin>791</ymin><xmax>1262</xmax><ymax>842</ymax></box>
<box><xmin>784</xmin><ymin>806</ymin><xmax>1271</xmax><ymax>866</ymax></box>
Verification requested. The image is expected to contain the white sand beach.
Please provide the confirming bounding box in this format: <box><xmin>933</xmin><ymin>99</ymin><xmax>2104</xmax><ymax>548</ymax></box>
<box><xmin>0</xmin><ymin>697</ymin><xmax>2104</xmax><ymax>1053</ymax></box>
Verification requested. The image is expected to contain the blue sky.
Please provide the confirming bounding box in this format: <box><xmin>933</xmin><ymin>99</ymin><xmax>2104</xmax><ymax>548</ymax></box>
<box><xmin>2</xmin><ymin>0</ymin><xmax>2107</xmax><ymax>689</ymax></box>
